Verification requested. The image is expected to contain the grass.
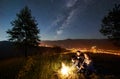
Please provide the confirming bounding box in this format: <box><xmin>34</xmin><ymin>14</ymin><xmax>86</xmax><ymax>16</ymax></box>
<box><xmin>0</xmin><ymin>51</ymin><xmax>120</xmax><ymax>79</ymax></box>
<box><xmin>0</xmin><ymin>57</ymin><xmax>26</xmax><ymax>79</ymax></box>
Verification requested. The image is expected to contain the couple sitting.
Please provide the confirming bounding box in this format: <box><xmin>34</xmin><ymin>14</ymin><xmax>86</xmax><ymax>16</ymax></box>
<box><xmin>71</xmin><ymin>51</ymin><xmax>95</xmax><ymax>75</ymax></box>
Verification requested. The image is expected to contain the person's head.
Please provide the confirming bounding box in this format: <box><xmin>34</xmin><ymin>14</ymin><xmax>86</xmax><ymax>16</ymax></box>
<box><xmin>76</xmin><ymin>51</ymin><xmax>81</xmax><ymax>56</ymax></box>
<box><xmin>84</xmin><ymin>53</ymin><xmax>91</xmax><ymax>60</ymax></box>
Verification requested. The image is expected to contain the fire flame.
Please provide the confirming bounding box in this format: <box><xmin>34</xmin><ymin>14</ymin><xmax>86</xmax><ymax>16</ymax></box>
<box><xmin>61</xmin><ymin>63</ymin><xmax>70</xmax><ymax>76</ymax></box>
<box><xmin>59</xmin><ymin>62</ymin><xmax>78</xmax><ymax>78</ymax></box>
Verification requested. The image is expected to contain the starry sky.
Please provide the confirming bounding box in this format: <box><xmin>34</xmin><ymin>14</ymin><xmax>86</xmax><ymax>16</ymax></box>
<box><xmin>0</xmin><ymin>0</ymin><xmax>120</xmax><ymax>41</ymax></box>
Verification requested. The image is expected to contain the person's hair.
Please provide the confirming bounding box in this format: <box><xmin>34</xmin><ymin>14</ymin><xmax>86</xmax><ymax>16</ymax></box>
<box><xmin>85</xmin><ymin>53</ymin><xmax>92</xmax><ymax>60</ymax></box>
<box><xmin>77</xmin><ymin>50</ymin><xmax>81</xmax><ymax>53</ymax></box>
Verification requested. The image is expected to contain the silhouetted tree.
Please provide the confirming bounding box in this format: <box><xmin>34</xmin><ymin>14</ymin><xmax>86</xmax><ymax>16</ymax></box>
<box><xmin>100</xmin><ymin>4</ymin><xmax>120</xmax><ymax>47</ymax></box>
<box><xmin>7</xmin><ymin>6</ymin><xmax>40</xmax><ymax>57</ymax></box>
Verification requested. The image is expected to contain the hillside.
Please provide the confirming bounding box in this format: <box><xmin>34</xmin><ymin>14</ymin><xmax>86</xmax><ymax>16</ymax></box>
<box><xmin>42</xmin><ymin>39</ymin><xmax>119</xmax><ymax>50</ymax></box>
<box><xmin>0</xmin><ymin>52</ymin><xmax>120</xmax><ymax>79</ymax></box>
<box><xmin>0</xmin><ymin>41</ymin><xmax>18</xmax><ymax>59</ymax></box>
<box><xmin>0</xmin><ymin>39</ymin><xmax>120</xmax><ymax>59</ymax></box>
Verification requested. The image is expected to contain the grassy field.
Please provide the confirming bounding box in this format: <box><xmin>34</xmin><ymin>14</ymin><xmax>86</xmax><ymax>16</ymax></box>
<box><xmin>0</xmin><ymin>51</ymin><xmax>120</xmax><ymax>79</ymax></box>
<box><xmin>0</xmin><ymin>57</ymin><xmax>26</xmax><ymax>79</ymax></box>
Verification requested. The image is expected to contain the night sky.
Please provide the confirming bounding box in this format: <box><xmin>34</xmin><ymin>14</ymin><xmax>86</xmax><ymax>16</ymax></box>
<box><xmin>0</xmin><ymin>0</ymin><xmax>120</xmax><ymax>41</ymax></box>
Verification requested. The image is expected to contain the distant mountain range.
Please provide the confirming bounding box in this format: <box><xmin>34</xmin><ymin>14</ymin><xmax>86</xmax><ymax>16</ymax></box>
<box><xmin>42</xmin><ymin>39</ymin><xmax>119</xmax><ymax>50</ymax></box>
<box><xmin>0</xmin><ymin>39</ymin><xmax>119</xmax><ymax>59</ymax></box>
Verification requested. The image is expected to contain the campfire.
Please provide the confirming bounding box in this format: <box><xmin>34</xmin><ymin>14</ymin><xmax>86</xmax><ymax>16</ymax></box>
<box><xmin>59</xmin><ymin>62</ymin><xmax>77</xmax><ymax>78</ymax></box>
<box><xmin>61</xmin><ymin>63</ymin><xmax>70</xmax><ymax>76</ymax></box>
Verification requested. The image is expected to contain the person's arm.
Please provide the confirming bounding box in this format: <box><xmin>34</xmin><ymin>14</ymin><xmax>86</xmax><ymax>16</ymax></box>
<box><xmin>78</xmin><ymin>60</ymin><xmax>85</xmax><ymax>71</ymax></box>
